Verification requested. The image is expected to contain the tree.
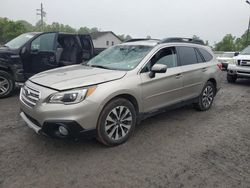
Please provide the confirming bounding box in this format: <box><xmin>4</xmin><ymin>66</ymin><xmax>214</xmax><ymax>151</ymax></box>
<box><xmin>0</xmin><ymin>17</ymin><xmax>27</xmax><ymax>44</ymax></box>
<box><xmin>0</xmin><ymin>17</ymin><xmax>132</xmax><ymax>45</ymax></box>
<box><xmin>17</xmin><ymin>20</ymin><xmax>34</xmax><ymax>31</ymax></box>
<box><xmin>214</xmin><ymin>34</ymin><xmax>235</xmax><ymax>51</ymax></box>
<box><xmin>78</xmin><ymin>27</ymin><xmax>90</xmax><ymax>34</ymax></box>
<box><xmin>89</xmin><ymin>27</ymin><xmax>99</xmax><ymax>33</ymax></box>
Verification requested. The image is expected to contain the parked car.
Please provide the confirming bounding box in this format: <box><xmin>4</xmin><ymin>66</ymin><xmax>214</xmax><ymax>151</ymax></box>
<box><xmin>20</xmin><ymin>38</ymin><xmax>222</xmax><ymax>146</ymax></box>
<box><xmin>0</xmin><ymin>32</ymin><xmax>94</xmax><ymax>98</ymax></box>
<box><xmin>227</xmin><ymin>45</ymin><xmax>250</xmax><ymax>83</ymax></box>
<box><xmin>216</xmin><ymin>52</ymin><xmax>235</xmax><ymax>70</ymax></box>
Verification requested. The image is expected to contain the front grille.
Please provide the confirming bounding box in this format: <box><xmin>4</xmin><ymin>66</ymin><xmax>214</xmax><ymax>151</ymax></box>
<box><xmin>238</xmin><ymin>60</ymin><xmax>250</xmax><ymax>66</ymax></box>
<box><xmin>20</xmin><ymin>85</ymin><xmax>41</xmax><ymax>108</ymax></box>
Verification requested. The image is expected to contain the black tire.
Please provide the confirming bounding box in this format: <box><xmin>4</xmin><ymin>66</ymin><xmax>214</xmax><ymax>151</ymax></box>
<box><xmin>227</xmin><ymin>73</ymin><xmax>237</xmax><ymax>83</ymax></box>
<box><xmin>194</xmin><ymin>81</ymin><xmax>215</xmax><ymax>111</ymax></box>
<box><xmin>0</xmin><ymin>71</ymin><xmax>15</xmax><ymax>99</ymax></box>
<box><xmin>97</xmin><ymin>98</ymin><xmax>136</xmax><ymax>146</ymax></box>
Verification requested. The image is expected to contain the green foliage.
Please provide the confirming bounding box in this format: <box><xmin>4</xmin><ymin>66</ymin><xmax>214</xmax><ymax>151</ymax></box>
<box><xmin>0</xmin><ymin>17</ymin><xmax>132</xmax><ymax>45</ymax></box>
<box><xmin>214</xmin><ymin>31</ymin><xmax>250</xmax><ymax>52</ymax></box>
<box><xmin>78</xmin><ymin>27</ymin><xmax>99</xmax><ymax>34</ymax></box>
<box><xmin>0</xmin><ymin>17</ymin><xmax>28</xmax><ymax>44</ymax></box>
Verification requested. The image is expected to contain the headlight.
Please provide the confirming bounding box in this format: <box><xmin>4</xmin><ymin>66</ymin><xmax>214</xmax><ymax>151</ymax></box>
<box><xmin>48</xmin><ymin>86</ymin><xmax>96</xmax><ymax>104</ymax></box>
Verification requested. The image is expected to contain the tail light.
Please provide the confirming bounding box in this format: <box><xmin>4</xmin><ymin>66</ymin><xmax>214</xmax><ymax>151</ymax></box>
<box><xmin>217</xmin><ymin>63</ymin><xmax>223</xmax><ymax>70</ymax></box>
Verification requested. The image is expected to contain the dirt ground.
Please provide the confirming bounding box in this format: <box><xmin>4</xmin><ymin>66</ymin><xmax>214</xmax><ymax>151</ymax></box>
<box><xmin>0</xmin><ymin>72</ymin><xmax>250</xmax><ymax>188</ymax></box>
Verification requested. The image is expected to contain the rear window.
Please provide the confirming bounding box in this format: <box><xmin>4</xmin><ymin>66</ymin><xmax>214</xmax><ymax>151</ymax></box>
<box><xmin>178</xmin><ymin>46</ymin><xmax>198</xmax><ymax>66</ymax></box>
<box><xmin>198</xmin><ymin>48</ymin><xmax>213</xmax><ymax>62</ymax></box>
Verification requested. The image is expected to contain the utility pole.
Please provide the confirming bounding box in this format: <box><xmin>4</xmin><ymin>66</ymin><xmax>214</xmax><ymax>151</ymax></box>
<box><xmin>36</xmin><ymin>3</ymin><xmax>46</xmax><ymax>31</ymax></box>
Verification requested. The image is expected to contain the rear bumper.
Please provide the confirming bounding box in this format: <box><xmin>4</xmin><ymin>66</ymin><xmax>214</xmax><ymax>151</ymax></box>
<box><xmin>20</xmin><ymin>112</ymin><xmax>96</xmax><ymax>139</ymax></box>
<box><xmin>227</xmin><ymin>64</ymin><xmax>250</xmax><ymax>78</ymax></box>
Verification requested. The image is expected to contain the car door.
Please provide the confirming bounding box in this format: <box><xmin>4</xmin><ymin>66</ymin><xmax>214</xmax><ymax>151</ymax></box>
<box><xmin>176</xmin><ymin>46</ymin><xmax>208</xmax><ymax>100</ymax></box>
<box><xmin>140</xmin><ymin>47</ymin><xmax>184</xmax><ymax>113</ymax></box>
<box><xmin>23</xmin><ymin>32</ymin><xmax>58</xmax><ymax>78</ymax></box>
<box><xmin>78</xmin><ymin>34</ymin><xmax>94</xmax><ymax>61</ymax></box>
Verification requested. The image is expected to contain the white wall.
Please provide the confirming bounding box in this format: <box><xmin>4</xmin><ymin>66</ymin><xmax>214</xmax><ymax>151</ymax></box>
<box><xmin>93</xmin><ymin>33</ymin><xmax>122</xmax><ymax>48</ymax></box>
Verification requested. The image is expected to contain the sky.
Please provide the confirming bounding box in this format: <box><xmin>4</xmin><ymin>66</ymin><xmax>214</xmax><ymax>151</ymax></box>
<box><xmin>0</xmin><ymin>0</ymin><xmax>249</xmax><ymax>44</ymax></box>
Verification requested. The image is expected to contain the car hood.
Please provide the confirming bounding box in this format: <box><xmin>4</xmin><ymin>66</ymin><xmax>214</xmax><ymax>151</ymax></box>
<box><xmin>233</xmin><ymin>54</ymin><xmax>250</xmax><ymax>60</ymax></box>
<box><xmin>0</xmin><ymin>47</ymin><xmax>18</xmax><ymax>60</ymax></box>
<box><xmin>29</xmin><ymin>65</ymin><xmax>127</xmax><ymax>90</ymax></box>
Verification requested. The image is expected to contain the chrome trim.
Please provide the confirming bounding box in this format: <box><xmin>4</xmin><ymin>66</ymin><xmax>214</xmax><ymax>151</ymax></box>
<box><xmin>20</xmin><ymin>85</ymin><xmax>41</xmax><ymax>108</ymax></box>
<box><xmin>20</xmin><ymin>112</ymin><xmax>41</xmax><ymax>134</ymax></box>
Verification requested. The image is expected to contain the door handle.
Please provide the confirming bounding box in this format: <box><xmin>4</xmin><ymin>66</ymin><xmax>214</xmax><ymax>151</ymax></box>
<box><xmin>176</xmin><ymin>74</ymin><xmax>183</xmax><ymax>79</ymax></box>
<box><xmin>202</xmin><ymin>67</ymin><xmax>208</xmax><ymax>72</ymax></box>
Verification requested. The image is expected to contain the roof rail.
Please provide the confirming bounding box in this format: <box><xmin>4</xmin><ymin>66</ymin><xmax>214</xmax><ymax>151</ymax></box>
<box><xmin>125</xmin><ymin>38</ymin><xmax>159</xmax><ymax>43</ymax></box>
<box><xmin>160</xmin><ymin>37</ymin><xmax>205</xmax><ymax>45</ymax></box>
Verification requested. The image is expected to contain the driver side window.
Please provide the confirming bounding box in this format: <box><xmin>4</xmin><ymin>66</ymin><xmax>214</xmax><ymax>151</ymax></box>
<box><xmin>31</xmin><ymin>33</ymin><xmax>56</xmax><ymax>52</ymax></box>
<box><xmin>142</xmin><ymin>47</ymin><xmax>177</xmax><ymax>73</ymax></box>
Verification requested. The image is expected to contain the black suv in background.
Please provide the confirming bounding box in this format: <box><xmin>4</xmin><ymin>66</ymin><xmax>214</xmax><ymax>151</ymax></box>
<box><xmin>0</xmin><ymin>32</ymin><xmax>94</xmax><ymax>98</ymax></box>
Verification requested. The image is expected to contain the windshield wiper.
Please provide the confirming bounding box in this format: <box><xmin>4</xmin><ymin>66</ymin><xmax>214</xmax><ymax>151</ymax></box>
<box><xmin>90</xmin><ymin>65</ymin><xmax>112</xmax><ymax>70</ymax></box>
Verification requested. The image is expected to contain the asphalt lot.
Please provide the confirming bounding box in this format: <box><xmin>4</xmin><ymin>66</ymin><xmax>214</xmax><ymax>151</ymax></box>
<box><xmin>0</xmin><ymin>72</ymin><xmax>250</xmax><ymax>188</ymax></box>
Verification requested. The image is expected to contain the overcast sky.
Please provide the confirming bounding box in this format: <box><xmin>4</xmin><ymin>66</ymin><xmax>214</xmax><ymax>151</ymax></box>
<box><xmin>0</xmin><ymin>0</ymin><xmax>249</xmax><ymax>44</ymax></box>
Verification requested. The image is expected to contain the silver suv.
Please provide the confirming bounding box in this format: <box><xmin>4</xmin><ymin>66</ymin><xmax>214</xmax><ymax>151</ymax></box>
<box><xmin>20</xmin><ymin>38</ymin><xmax>222</xmax><ymax>146</ymax></box>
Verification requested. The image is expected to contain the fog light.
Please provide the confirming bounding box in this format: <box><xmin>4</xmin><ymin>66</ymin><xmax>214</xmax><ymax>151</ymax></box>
<box><xmin>59</xmin><ymin>126</ymin><xmax>69</xmax><ymax>136</ymax></box>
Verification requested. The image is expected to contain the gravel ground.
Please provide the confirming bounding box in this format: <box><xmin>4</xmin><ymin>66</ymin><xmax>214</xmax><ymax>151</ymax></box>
<box><xmin>0</xmin><ymin>72</ymin><xmax>250</xmax><ymax>188</ymax></box>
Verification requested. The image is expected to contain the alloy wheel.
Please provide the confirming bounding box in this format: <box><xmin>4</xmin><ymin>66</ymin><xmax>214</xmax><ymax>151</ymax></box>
<box><xmin>105</xmin><ymin>106</ymin><xmax>133</xmax><ymax>141</ymax></box>
<box><xmin>202</xmin><ymin>85</ymin><xmax>214</xmax><ymax>108</ymax></box>
<box><xmin>0</xmin><ymin>76</ymin><xmax>10</xmax><ymax>95</ymax></box>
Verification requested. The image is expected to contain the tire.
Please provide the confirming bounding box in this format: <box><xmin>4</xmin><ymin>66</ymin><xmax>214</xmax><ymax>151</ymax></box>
<box><xmin>227</xmin><ymin>73</ymin><xmax>237</xmax><ymax>83</ymax></box>
<box><xmin>97</xmin><ymin>98</ymin><xmax>137</xmax><ymax>146</ymax></box>
<box><xmin>194</xmin><ymin>81</ymin><xmax>215</xmax><ymax>111</ymax></box>
<box><xmin>0</xmin><ymin>71</ymin><xmax>15</xmax><ymax>99</ymax></box>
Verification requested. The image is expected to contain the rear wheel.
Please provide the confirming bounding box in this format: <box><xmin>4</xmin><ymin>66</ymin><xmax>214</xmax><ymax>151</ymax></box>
<box><xmin>194</xmin><ymin>81</ymin><xmax>215</xmax><ymax>111</ymax></box>
<box><xmin>0</xmin><ymin>71</ymin><xmax>15</xmax><ymax>99</ymax></box>
<box><xmin>97</xmin><ymin>98</ymin><xmax>136</xmax><ymax>146</ymax></box>
<box><xmin>227</xmin><ymin>73</ymin><xmax>237</xmax><ymax>83</ymax></box>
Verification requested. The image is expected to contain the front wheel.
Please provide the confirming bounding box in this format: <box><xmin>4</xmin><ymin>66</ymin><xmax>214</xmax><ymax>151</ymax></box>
<box><xmin>0</xmin><ymin>71</ymin><xmax>15</xmax><ymax>99</ymax></box>
<box><xmin>97</xmin><ymin>98</ymin><xmax>136</xmax><ymax>146</ymax></box>
<box><xmin>194</xmin><ymin>81</ymin><xmax>215</xmax><ymax>111</ymax></box>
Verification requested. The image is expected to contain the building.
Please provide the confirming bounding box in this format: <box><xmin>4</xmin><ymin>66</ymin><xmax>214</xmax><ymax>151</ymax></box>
<box><xmin>90</xmin><ymin>31</ymin><xmax>122</xmax><ymax>49</ymax></box>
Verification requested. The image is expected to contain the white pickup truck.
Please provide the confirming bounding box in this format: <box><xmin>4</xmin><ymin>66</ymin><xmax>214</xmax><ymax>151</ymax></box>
<box><xmin>227</xmin><ymin>45</ymin><xmax>250</xmax><ymax>83</ymax></box>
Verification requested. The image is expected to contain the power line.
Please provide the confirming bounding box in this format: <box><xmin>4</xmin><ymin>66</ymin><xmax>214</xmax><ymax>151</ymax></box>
<box><xmin>36</xmin><ymin>3</ymin><xmax>46</xmax><ymax>31</ymax></box>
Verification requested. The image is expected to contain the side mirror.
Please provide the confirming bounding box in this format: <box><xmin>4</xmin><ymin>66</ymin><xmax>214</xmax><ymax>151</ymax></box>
<box><xmin>149</xmin><ymin>64</ymin><xmax>167</xmax><ymax>78</ymax></box>
<box><xmin>234</xmin><ymin>52</ymin><xmax>239</xmax><ymax>56</ymax></box>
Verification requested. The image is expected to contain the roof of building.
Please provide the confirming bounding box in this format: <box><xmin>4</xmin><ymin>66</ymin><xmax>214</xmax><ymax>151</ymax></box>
<box><xmin>90</xmin><ymin>31</ymin><xmax>122</xmax><ymax>41</ymax></box>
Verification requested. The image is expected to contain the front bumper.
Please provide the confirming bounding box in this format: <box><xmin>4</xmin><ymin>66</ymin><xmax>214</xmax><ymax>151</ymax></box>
<box><xmin>20</xmin><ymin>112</ymin><xmax>96</xmax><ymax>138</ymax></box>
<box><xmin>19</xmin><ymin>80</ymin><xmax>101</xmax><ymax>138</ymax></box>
<box><xmin>20</xmin><ymin>112</ymin><xmax>41</xmax><ymax>134</ymax></box>
<box><xmin>227</xmin><ymin>64</ymin><xmax>250</xmax><ymax>78</ymax></box>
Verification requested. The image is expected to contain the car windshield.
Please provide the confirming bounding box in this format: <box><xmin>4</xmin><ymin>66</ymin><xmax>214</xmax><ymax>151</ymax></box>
<box><xmin>87</xmin><ymin>45</ymin><xmax>153</xmax><ymax>71</ymax></box>
<box><xmin>241</xmin><ymin>45</ymin><xmax>250</xmax><ymax>55</ymax></box>
<box><xmin>4</xmin><ymin>33</ymin><xmax>36</xmax><ymax>49</ymax></box>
